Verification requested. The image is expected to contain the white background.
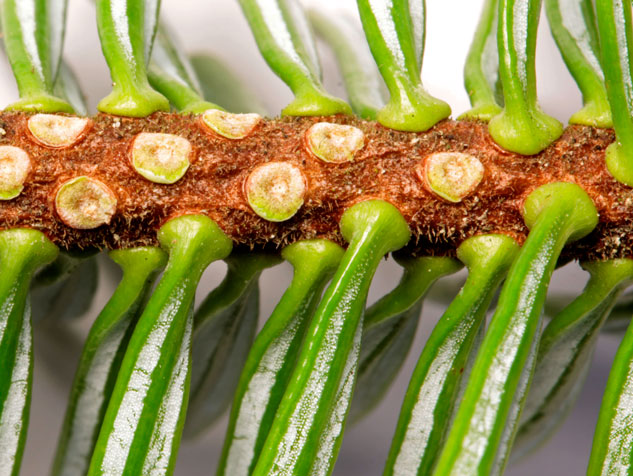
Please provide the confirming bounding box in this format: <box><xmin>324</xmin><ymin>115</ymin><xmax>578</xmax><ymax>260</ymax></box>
<box><xmin>12</xmin><ymin>1</ymin><xmax>623</xmax><ymax>475</ymax></box>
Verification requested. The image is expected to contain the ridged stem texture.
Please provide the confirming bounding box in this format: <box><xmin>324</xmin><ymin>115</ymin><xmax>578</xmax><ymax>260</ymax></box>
<box><xmin>595</xmin><ymin>0</ymin><xmax>633</xmax><ymax>186</ymax></box>
<box><xmin>185</xmin><ymin>253</ymin><xmax>281</xmax><ymax>437</ymax></box>
<box><xmin>514</xmin><ymin>258</ymin><xmax>633</xmax><ymax>460</ymax></box>
<box><xmin>0</xmin><ymin>0</ymin><xmax>73</xmax><ymax>112</ymax></box>
<box><xmin>0</xmin><ymin>5</ymin><xmax>87</xmax><ymax>115</ymax></box>
<box><xmin>0</xmin><ymin>229</ymin><xmax>58</xmax><ymax>476</ymax></box>
<box><xmin>355</xmin><ymin>0</ymin><xmax>450</xmax><ymax>131</ymax></box>
<box><xmin>461</xmin><ymin>0</ymin><xmax>503</xmax><ymax>121</ymax></box>
<box><xmin>237</xmin><ymin>0</ymin><xmax>350</xmax><ymax>116</ymax></box>
<box><xmin>384</xmin><ymin>234</ymin><xmax>519</xmax><ymax>476</ymax></box>
<box><xmin>433</xmin><ymin>182</ymin><xmax>598</xmax><ymax>476</ymax></box>
<box><xmin>252</xmin><ymin>200</ymin><xmax>410</xmax><ymax>476</ymax></box>
<box><xmin>588</xmin><ymin>266</ymin><xmax>633</xmax><ymax>474</ymax></box>
<box><xmin>350</xmin><ymin>255</ymin><xmax>463</xmax><ymax>422</ymax></box>
<box><xmin>95</xmin><ymin>0</ymin><xmax>169</xmax><ymax>116</ymax></box>
<box><xmin>87</xmin><ymin>215</ymin><xmax>232</xmax><ymax>476</ymax></box>
<box><xmin>52</xmin><ymin>247</ymin><xmax>167</xmax><ymax>476</ymax></box>
<box><xmin>544</xmin><ymin>0</ymin><xmax>611</xmax><ymax>126</ymax></box>
<box><xmin>489</xmin><ymin>0</ymin><xmax>563</xmax><ymax>154</ymax></box>
<box><xmin>217</xmin><ymin>239</ymin><xmax>344</xmax><ymax>476</ymax></box>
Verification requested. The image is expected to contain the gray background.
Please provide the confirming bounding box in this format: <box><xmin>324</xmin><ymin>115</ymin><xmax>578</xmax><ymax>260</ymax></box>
<box><xmin>11</xmin><ymin>1</ymin><xmax>618</xmax><ymax>474</ymax></box>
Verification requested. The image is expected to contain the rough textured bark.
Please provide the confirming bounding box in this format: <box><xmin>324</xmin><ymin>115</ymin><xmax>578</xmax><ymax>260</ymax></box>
<box><xmin>0</xmin><ymin>111</ymin><xmax>628</xmax><ymax>260</ymax></box>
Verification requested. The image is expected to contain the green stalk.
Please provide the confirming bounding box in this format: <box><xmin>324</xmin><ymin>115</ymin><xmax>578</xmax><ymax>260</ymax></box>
<box><xmin>87</xmin><ymin>215</ymin><xmax>232</xmax><ymax>476</ymax></box>
<box><xmin>95</xmin><ymin>0</ymin><xmax>169</xmax><ymax>116</ymax></box>
<box><xmin>460</xmin><ymin>0</ymin><xmax>503</xmax><ymax>121</ymax></box>
<box><xmin>185</xmin><ymin>253</ymin><xmax>281</xmax><ymax>437</ymax></box>
<box><xmin>544</xmin><ymin>0</ymin><xmax>611</xmax><ymax>127</ymax></box>
<box><xmin>514</xmin><ymin>259</ymin><xmax>633</xmax><ymax>460</ymax></box>
<box><xmin>253</xmin><ymin>200</ymin><xmax>410</xmax><ymax>476</ymax></box>
<box><xmin>308</xmin><ymin>9</ymin><xmax>386</xmax><ymax>120</ymax></box>
<box><xmin>356</xmin><ymin>0</ymin><xmax>450</xmax><ymax>131</ymax></box>
<box><xmin>350</xmin><ymin>255</ymin><xmax>462</xmax><ymax>423</ymax></box>
<box><xmin>0</xmin><ymin>7</ymin><xmax>85</xmax><ymax>115</ymax></box>
<box><xmin>0</xmin><ymin>229</ymin><xmax>58</xmax><ymax>476</ymax></box>
<box><xmin>52</xmin><ymin>247</ymin><xmax>167</xmax><ymax>476</ymax></box>
<box><xmin>148</xmin><ymin>25</ymin><xmax>222</xmax><ymax>113</ymax></box>
<box><xmin>589</xmin><ymin>297</ymin><xmax>633</xmax><ymax>474</ymax></box>
<box><xmin>1</xmin><ymin>0</ymin><xmax>73</xmax><ymax>112</ymax></box>
<box><xmin>434</xmin><ymin>182</ymin><xmax>597</xmax><ymax>476</ymax></box>
<box><xmin>237</xmin><ymin>0</ymin><xmax>350</xmax><ymax>116</ymax></box>
<box><xmin>595</xmin><ymin>0</ymin><xmax>633</xmax><ymax>186</ymax></box>
<box><xmin>384</xmin><ymin>234</ymin><xmax>519</xmax><ymax>476</ymax></box>
<box><xmin>489</xmin><ymin>0</ymin><xmax>563</xmax><ymax>155</ymax></box>
<box><xmin>218</xmin><ymin>239</ymin><xmax>344</xmax><ymax>476</ymax></box>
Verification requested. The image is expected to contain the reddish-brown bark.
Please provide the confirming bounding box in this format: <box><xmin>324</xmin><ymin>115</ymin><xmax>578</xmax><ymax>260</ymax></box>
<box><xmin>0</xmin><ymin>111</ymin><xmax>628</xmax><ymax>261</ymax></box>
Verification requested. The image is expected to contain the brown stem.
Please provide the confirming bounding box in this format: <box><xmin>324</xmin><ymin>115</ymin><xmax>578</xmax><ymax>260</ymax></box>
<box><xmin>0</xmin><ymin>111</ymin><xmax>627</xmax><ymax>261</ymax></box>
